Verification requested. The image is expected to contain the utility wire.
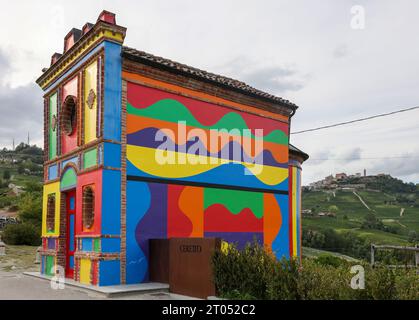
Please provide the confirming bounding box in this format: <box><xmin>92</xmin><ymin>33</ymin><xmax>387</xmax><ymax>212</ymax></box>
<box><xmin>309</xmin><ymin>155</ymin><xmax>419</xmax><ymax>161</ymax></box>
<box><xmin>291</xmin><ymin>105</ymin><xmax>419</xmax><ymax>134</ymax></box>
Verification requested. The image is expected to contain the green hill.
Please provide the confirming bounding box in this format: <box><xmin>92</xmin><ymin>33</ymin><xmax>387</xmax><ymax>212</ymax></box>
<box><xmin>0</xmin><ymin>144</ymin><xmax>43</xmax><ymax>214</ymax></box>
<box><xmin>303</xmin><ymin>189</ymin><xmax>418</xmax><ymax>245</ymax></box>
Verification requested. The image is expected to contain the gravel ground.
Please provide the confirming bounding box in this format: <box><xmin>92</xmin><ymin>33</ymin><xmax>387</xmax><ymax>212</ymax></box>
<box><xmin>0</xmin><ymin>245</ymin><xmax>195</xmax><ymax>300</ymax></box>
<box><xmin>0</xmin><ymin>271</ymin><xmax>197</xmax><ymax>300</ymax></box>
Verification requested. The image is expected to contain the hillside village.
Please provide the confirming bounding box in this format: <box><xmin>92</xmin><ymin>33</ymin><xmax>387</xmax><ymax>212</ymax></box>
<box><xmin>308</xmin><ymin>170</ymin><xmax>390</xmax><ymax>191</ymax></box>
<box><xmin>303</xmin><ymin>171</ymin><xmax>419</xmax><ymax>218</ymax></box>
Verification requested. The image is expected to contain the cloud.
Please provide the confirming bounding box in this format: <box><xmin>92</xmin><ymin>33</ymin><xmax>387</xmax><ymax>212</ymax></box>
<box><xmin>214</xmin><ymin>56</ymin><xmax>306</xmax><ymax>95</ymax></box>
<box><xmin>0</xmin><ymin>49</ymin><xmax>11</xmax><ymax>82</ymax></box>
<box><xmin>333</xmin><ymin>44</ymin><xmax>349</xmax><ymax>59</ymax></box>
<box><xmin>338</xmin><ymin>147</ymin><xmax>362</xmax><ymax>164</ymax></box>
<box><xmin>369</xmin><ymin>150</ymin><xmax>419</xmax><ymax>179</ymax></box>
<box><xmin>0</xmin><ymin>48</ymin><xmax>43</xmax><ymax>147</ymax></box>
<box><xmin>240</xmin><ymin>66</ymin><xmax>305</xmax><ymax>94</ymax></box>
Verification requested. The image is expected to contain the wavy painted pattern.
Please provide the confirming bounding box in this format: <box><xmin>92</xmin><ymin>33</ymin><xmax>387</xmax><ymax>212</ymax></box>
<box><xmin>204</xmin><ymin>188</ymin><xmax>263</xmax><ymax>218</ymax></box>
<box><xmin>127</xmin><ymin>81</ymin><xmax>289</xmax><ymax>135</ymax></box>
<box><xmin>127</xmin><ymin>116</ymin><xmax>289</xmax><ymax>163</ymax></box>
<box><xmin>127</xmin><ymin>101</ymin><xmax>288</xmax><ymax>145</ymax></box>
<box><xmin>126</xmin><ymin>181</ymin><xmax>150</xmax><ymax>284</ymax></box>
<box><xmin>127</xmin><ymin>126</ymin><xmax>288</xmax><ymax>168</ymax></box>
<box><xmin>127</xmin><ymin>145</ymin><xmax>289</xmax><ymax>190</ymax></box>
<box><xmin>126</xmin><ymin>181</ymin><xmax>288</xmax><ymax>283</ymax></box>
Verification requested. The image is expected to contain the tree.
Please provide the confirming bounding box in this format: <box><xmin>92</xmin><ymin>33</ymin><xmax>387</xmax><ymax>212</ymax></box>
<box><xmin>408</xmin><ymin>230</ymin><xmax>418</xmax><ymax>243</ymax></box>
<box><xmin>18</xmin><ymin>192</ymin><xmax>42</xmax><ymax>228</ymax></box>
<box><xmin>17</xmin><ymin>164</ymin><xmax>25</xmax><ymax>174</ymax></box>
<box><xmin>328</xmin><ymin>205</ymin><xmax>339</xmax><ymax>213</ymax></box>
<box><xmin>3</xmin><ymin>170</ymin><xmax>10</xmax><ymax>180</ymax></box>
<box><xmin>362</xmin><ymin>213</ymin><xmax>384</xmax><ymax>230</ymax></box>
<box><xmin>2</xmin><ymin>223</ymin><xmax>41</xmax><ymax>246</ymax></box>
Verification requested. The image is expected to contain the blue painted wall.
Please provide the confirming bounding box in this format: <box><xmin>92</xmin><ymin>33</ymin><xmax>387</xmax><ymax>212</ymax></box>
<box><xmin>103</xmin><ymin>41</ymin><xmax>122</xmax><ymax>142</ymax></box>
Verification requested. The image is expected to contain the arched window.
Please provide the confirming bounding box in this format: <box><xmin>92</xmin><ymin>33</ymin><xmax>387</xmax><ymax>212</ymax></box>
<box><xmin>61</xmin><ymin>95</ymin><xmax>77</xmax><ymax>136</ymax></box>
<box><xmin>82</xmin><ymin>186</ymin><xmax>95</xmax><ymax>230</ymax></box>
<box><xmin>46</xmin><ymin>195</ymin><xmax>56</xmax><ymax>232</ymax></box>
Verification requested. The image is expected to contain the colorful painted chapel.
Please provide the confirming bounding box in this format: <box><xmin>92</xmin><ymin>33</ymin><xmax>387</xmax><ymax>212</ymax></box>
<box><xmin>36</xmin><ymin>11</ymin><xmax>308</xmax><ymax>286</ymax></box>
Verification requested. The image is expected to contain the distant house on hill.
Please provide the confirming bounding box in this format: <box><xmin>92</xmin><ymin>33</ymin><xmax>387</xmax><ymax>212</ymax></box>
<box><xmin>335</xmin><ymin>173</ymin><xmax>347</xmax><ymax>180</ymax></box>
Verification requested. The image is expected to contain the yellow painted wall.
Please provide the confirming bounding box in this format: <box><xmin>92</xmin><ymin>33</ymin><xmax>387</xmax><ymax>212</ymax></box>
<box><xmin>80</xmin><ymin>259</ymin><xmax>92</xmax><ymax>285</ymax></box>
<box><xmin>84</xmin><ymin>60</ymin><xmax>98</xmax><ymax>143</ymax></box>
<box><xmin>42</xmin><ymin>182</ymin><xmax>61</xmax><ymax>237</ymax></box>
<box><xmin>292</xmin><ymin>167</ymin><xmax>297</xmax><ymax>257</ymax></box>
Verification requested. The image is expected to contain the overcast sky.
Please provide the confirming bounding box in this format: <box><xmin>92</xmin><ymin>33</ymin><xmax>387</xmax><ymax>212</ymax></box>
<box><xmin>1</xmin><ymin>0</ymin><xmax>418</xmax><ymax>185</ymax></box>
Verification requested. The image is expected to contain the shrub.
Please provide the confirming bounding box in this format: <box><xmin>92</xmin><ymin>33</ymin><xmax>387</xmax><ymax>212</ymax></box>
<box><xmin>212</xmin><ymin>241</ymin><xmax>275</xmax><ymax>299</ymax></box>
<box><xmin>266</xmin><ymin>257</ymin><xmax>300</xmax><ymax>300</ymax></box>
<box><xmin>2</xmin><ymin>223</ymin><xmax>41</xmax><ymax>246</ymax></box>
<box><xmin>297</xmin><ymin>259</ymin><xmax>353</xmax><ymax>300</ymax></box>
<box><xmin>18</xmin><ymin>192</ymin><xmax>42</xmax><ymax>227</ymax></box>
<box><xmin>314</xmin><ymin>254</ymin><xmax>347</xmax><ymax>268</ymax></box>
<box><xmin>212</xmin><ymin>242</ymin><xmax>419</xmax><ymax>300</ymax></box>
<box><xmin>2</xmin><ymin>170</ymin><xmax>10</xmax><ymax>180</ymax></box>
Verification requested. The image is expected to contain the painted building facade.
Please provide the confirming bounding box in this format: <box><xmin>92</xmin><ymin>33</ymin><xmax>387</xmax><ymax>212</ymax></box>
<box><xmin>37</xmin><ymin>11</ymin><xmax>308</xmax><ymax>286</ymax></box>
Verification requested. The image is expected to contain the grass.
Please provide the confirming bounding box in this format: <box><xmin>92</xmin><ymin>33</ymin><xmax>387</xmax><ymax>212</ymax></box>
<box><xmin>302</xmin><ymin>190</ymin><xmax>419</xmax><ymax>246</ymax></box>
<box><xmin>302</xmin><ymin>246</ymin><xmax>360</xmax><ymax>262</ymax></box>
<box><xmin>0</xmin><ymin>167</ymin><xmax>42</xmax><ymax>186</ymax></box>
<box><xmin>0</xmin><ymin>245</ymin><xmax>39</xmax><ymax>273</ymax></box>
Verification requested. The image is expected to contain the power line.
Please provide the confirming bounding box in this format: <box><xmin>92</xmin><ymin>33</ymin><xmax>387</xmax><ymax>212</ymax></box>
<box><xmin>309</xmin><ymin>155</ymin><xmax>419</xmax><ymax>161</ymax></box>
<box><xmin>291</xmin><ymin>105</ymin><xmax>419</xmax><ymax>134</ymax></box>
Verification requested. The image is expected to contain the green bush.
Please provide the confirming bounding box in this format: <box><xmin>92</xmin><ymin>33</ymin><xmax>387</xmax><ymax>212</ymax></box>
<box><xmin>314</xmin><ymin>254</ymin><xmax>347</xmax><ymax>268</ymax></box>
<box><xmin>212</xmin><ymin>241</ymin><xmax>275</xmax><ymax>299</ymax></box>
<box><xmin>297</xmin><ymin>259</ymin><xmax>353</xmax><ymax>300</ymax></box>
<box><xmin>2</xmin><ymin>223</ymin><xmax>41</xmax><ymax>246</ymax></box>
<box><xmin>212</xmin><ymin>242</ymin><xmax>419</xmax><ymax>300</ymax></box>
<box><xmin>266</xmin><ymin>257</ymin><xmax>300</xmax><ymax>300</ymax></box>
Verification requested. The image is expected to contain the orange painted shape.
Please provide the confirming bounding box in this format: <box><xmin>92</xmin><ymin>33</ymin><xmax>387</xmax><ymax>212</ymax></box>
<box><xmin>122</xmin><ymin>71</ymin><xmax>289</xmax><ymax>123</ymax></box>
<box><xmin>127</xmin><ymin>114</ymin><xmax>289</xmax><ymax>163</ymax></box>
<box><xmin>263</xmin><ymin>193</ymin><xmax>282</xmax><ymax>252</ymax></box>
<box><xmin>178</xmin><ymin>186</ymin><xmax>204</xmax><ymax>237</ymax></box>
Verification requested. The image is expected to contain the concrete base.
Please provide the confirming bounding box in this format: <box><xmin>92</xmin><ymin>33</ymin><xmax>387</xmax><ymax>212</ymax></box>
<box><xmin>23</xmin><ymin>272</ymin><xmax>169</xmax><ymax>297</ymax></box>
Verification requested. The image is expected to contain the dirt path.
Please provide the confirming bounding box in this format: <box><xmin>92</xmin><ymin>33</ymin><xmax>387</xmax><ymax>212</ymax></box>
<box><xmin>353</xmin><ymin>191</ymin><xmax>372</xmax><ymax>211</ymax></box>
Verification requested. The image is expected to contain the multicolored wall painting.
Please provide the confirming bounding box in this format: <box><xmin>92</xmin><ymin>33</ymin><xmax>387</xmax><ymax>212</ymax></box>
<box><xmin>38</xmin><ymin>11</ymin><xmax>126</xmax><ymax>287</ymax></box>
<box><xmin>125</xmin><ymin>81</ymin><xmax>292</xmax><ymax>284</ymax></box>
<box><xmin>38</xmin><ymin>11</ymin><xmax>306</xmax><ymax>287</ymax></box>
<box><xmin>126</xmin><ymin>181</ymin><xmax>290</xmax><ymax>283</ymax></box>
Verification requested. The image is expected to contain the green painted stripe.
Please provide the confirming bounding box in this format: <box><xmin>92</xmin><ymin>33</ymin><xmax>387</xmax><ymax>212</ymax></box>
<box><xmin>204</xmin><ymin>188</ymin><xmax>264</xmax><ymax>218</ymax></box>
<box><xmin>45</xmin><ymin>256</ymin><xmax>54</xmax><ymax>276</ymax></box>
<box><xmin>83</xmin><ymin>148</ymin><xmax>98</xmax><ymax>169</ymax></box>
<box><xmin>49</xmin><ymin>93</ymin><xmax>58</xmax><ymax>159</ymax></box>
<box><xmin>127</xmin><ymin>101</ymin><xmax>288</xmax><ymax>145</ymax></box>
<box><xmin>94</xmin><ymin>238</ymin><xmax>100</xmax><ymax>252</ymax></box>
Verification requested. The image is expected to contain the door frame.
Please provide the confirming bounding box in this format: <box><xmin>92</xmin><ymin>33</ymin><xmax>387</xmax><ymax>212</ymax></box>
<box><xmin>65</xmin><ymin>189</ymin><xmax>76</xmax><ymax>278</ymax></box>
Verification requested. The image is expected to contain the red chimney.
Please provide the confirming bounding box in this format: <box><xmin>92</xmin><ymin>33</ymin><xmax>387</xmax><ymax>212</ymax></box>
<box><xmin>64</xmin><ymin>28</ymin><xmax>82</xmax><ymax>53</ymax></box>
<box><xmin>50</xmin><ymin>53</ymin><xmax>63</xmax><ymax>66</ymax></box>
<box><xmin>97</xmin><ymin>10</ymin><xmax>116</xmax><ymax>25</ymax></box>
<box><xmin>82</xmin><ymin>23</ymin><xmax>94</xmax><ymax>35</ymax></box>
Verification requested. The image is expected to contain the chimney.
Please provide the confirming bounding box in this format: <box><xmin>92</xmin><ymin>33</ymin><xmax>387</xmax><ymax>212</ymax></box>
<box><xmin>50</xmin><ymin>53</ymin><xmax>62</xmax><ymax>66</ymax></box>
<box><xmin>82</xmin><ymin>22</ymin><xmax>94</xmax><ymax>35</ymax></box>
<box><xmin>64</xmin><ymin>28</ymin><xmax>82</xmax><ymax>53</ymax></box>
<box><xmin>97</xmin><ymin>10</ymin><xmax>116</xmax><ymax>25</ymax></box>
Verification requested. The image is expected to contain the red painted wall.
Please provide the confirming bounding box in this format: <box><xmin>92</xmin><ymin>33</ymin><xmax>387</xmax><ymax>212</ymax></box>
<box><xmin>75</xmin><ymin>170</ymin><xmax>102</xmax><ymax>236</ymax></box>
<box><xmin>61</xmin><ymin>76</ymin><xmax>79</xmax><ymax>154</ymax></box>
